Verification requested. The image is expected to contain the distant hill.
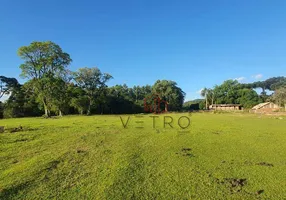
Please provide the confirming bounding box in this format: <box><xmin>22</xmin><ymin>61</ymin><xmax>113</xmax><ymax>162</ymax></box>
<box><xmin>184</xmin><ymin>99</ymin><xmax>204</xmax><ymax>105</ymax></box>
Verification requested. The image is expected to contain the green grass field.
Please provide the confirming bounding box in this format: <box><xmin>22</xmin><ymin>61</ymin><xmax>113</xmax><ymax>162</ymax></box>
<box><xmin>0</xmin><ymin>113</ymin><xmax>286</xmax><ymax>199</ymax></box>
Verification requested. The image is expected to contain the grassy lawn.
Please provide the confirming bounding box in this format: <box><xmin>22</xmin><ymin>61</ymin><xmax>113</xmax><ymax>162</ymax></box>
<box><xmin>0</xmin><ymin>113</ymin><xmax>286</xmax><ymax>199</ymax></box>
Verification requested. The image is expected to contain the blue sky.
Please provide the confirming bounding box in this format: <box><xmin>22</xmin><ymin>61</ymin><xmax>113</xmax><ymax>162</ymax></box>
<box><xmin>1</xmin><ymin>0</ymin><xmax>286</xmax><ymax>101</ymax></box>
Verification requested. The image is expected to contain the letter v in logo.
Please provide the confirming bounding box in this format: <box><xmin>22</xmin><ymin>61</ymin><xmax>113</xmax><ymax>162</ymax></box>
<box><xmin>120</xmin><ymin>116</ymin><xmax>130</xmax><ymax>128</ymax></box>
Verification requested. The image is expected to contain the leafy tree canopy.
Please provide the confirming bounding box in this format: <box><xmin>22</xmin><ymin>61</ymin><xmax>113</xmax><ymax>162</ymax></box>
<box><xmin>0</xmin><ymin>76</ymin><xmax>19</xmax><ymax>98</ymax></box>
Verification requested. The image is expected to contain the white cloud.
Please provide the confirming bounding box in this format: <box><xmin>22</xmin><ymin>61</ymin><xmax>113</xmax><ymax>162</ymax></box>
<box><xmin>252</xmin><ymin>74</ymin><xmax>263</xmax><ymax>80</ymax></box>
<box><xmin>196</xmin><ymin>88</ymin><xmax>204</xmax><ymax>94</ymax></box>
<box><xmin>234</xmin><ymin>77</ymin><xmax>246</xmax><ymax>82</ymax></box>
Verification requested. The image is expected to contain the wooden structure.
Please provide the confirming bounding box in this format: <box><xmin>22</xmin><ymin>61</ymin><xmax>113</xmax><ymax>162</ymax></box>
<box><xmin>251</xmin><ymin>102</ymin><xmax>280</xmax><ymax>113</ymax></box>
<box><xmin>209</xmin><ymin>104</ymin><xmax>242</xmax><ymax>110</ymax></box>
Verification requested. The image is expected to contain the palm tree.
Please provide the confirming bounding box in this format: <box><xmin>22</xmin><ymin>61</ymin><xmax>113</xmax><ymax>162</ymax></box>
<box><xmin>200</xmin><ymin>88</ymin><xmax>208</xmax><ymax>110</ymax></box>
<box><xmin>208</xmin><ymin>89</ymin><xmax>215</xmax><ymax>106</ymax></box>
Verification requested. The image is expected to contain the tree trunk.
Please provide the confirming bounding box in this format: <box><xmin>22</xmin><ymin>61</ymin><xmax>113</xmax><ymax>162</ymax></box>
<box><xmin>101</xmin><ymin>105</ymin><xmax>104</xmax><ymax>115</ymax></box>
<box><xmin>59</xmin><ymin>110</ymin><xmax>63</xmax><ymax>117</ymax></box>
<box><xmin>87</xmin><ymin>106</ymin><xmax>91</xmax><ymax>115</ymax></box>
<box><xmin>205</xmin><ymin>97</ymin><xmax>208</xmax><ymax>110</ymax></box>
<box><xmin>44</xmin><ymin>106</ymin><xmax>48</xmax><ymax>117</ymax></box>
<box><xmin>43</xmin><ymin>99</ymin><xmax>50</xmax><ymax>117</ymax></box>
<box><xmin>87</xmin><ymin>98</ymin><xmax>92</xmax><ymax>115</ymax></box>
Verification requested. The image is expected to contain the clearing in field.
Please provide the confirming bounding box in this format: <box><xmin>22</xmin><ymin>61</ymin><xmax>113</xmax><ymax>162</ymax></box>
<box><xmin>0</xmin><ymin>113</ymin><xmax>286</xmax><ymax>199</ymax></box>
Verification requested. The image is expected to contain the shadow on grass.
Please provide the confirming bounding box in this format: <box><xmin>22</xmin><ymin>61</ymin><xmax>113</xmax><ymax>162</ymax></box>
<box><xmin>0</xmin><ymin>181</ymin><xmax>32</xmax><ymax>200</ymax></box>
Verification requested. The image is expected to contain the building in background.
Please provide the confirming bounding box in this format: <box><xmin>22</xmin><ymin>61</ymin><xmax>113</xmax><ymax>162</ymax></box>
<box><xmin>209</xmin><ymin>104</ymin><xmax>242</xmax><ymax>110</ymax></box>
<box><xmin>251</xmin><ymin>102</ymin><xmax>281</xmax><ymax>113</ymax></box>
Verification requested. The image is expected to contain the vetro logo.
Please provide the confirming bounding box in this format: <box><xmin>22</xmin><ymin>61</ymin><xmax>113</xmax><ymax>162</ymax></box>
<box><xmin>143</xmin><ymin>94</ymin><xmax>168</xmax><ymax>113</ymax></box>
<box><xmin>119</xmin><ymin>115</ymin><xmax>191</xmax><ymax>133</ymax></box>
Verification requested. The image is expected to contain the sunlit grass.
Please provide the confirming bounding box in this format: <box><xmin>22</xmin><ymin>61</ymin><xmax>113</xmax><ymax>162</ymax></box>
<box><xmin>0</xmin><ymin>113</ymin><xmax>286</xmax><ymax>199</ymax></box>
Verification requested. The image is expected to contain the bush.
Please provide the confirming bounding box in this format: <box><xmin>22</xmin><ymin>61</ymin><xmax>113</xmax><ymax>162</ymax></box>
<box><xmin>3</xmin><ymin>106</ymin><xmax>25</xmax><ymax>118</ymax></box>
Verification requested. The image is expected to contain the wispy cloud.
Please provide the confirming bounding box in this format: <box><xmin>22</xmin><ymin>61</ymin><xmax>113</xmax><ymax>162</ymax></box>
<box><xmin>196</xmin><ymin>88</ymin><xmax>203</xmax><ymax>94</ymax></box>
<box><xmin>234</xmin><ymin>77</ymin><xmax>246</xmax><ymax>82</ymax></box>
<box><xmin>252</xmin><ymin>74</ymin><xmax>263</xmax><ymax>80</ymax></box>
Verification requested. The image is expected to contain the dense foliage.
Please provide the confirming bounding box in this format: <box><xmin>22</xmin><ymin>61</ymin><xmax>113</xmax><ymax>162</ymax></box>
<box><xmin>1</xmin><ymin>41</ymin><xmax>285</xmax><ymax>118</ymax></box>
<box><xmin>197</xmin><ymin>78</ymin><xmax>286</xmax><ymax>110</ymax></box>
<box><xmin>0</xmin><ymin>42</ymin><xmax>186</xmax><ymax>118</ymax></box>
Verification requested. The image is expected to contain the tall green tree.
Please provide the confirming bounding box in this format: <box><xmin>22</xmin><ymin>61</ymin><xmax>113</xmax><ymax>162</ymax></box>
<box><xmin>68</xmin><ymin>84</ymin><xmax>89</xmax><ymax>115</ymax></box>
<box><xmin>207</xmin><ymin>89</ymin><xmax>215</xmax><ymax>106</ymax></box>
<box><xmin>152</xmin><ymin>80</ymin><xmax>185</xmax><ymax>111</ymax></box>
<box><xmin>213</xmin><ymin>80</ymin><xmax>240</xmax><ymax>104</ymax></box>
<box><xmin>48</xmin><ymin>77</ymin><xmax>69</xmax><ymax>116</ymax></box>
<box><xmin>73</xmin><ymin>67</ymin><xmax>112</xmax><ymax>115</ymax></box>
<box><xmin>237</xmin><ymin>88</ymin><xmax>261</xmax><ymax>108</ymax></box>
<box><xmin>268</xmin><ymin>77</ymin><xmax>286</xmax><ymax>90</ymax></box>
<box><xmin>3</xmin><ymin>84</ymin><xmax>25</xmax><ymax>118</ymax></box>
<box><xmin>249</xmin><ymin>77</ymin><xmax>286</xmax><ymax>101</ymax></box>
<box><xmin>272</xmin><ymin>87</ymin><xmax>286</xmax><ymax>111</ymax></box>
<box><xmin>0</xmin><ymin>76</ymin><xmax>19</xmax><ymax>99</ymax></box>
<box><xmin>106</xmin><ymin>84</ymin><xmax>136</xmax><ymax>114</ymax></box>
<box><xmin>18</xmin><ymin>41</ymin><xmax>72</xmax><ymax>117</ymax></box>
<box><xmin>49</xmin><ymin>71</ymin><xmax>73</xmax><ymax>116</ymax></box>
<box><xmin>205</xmin><ymin>80</ymin><xmax>262</xmax><ymax>109</ymax></box>
<box><xmin>200</xmin><ymin>88</ymin><xmax>209</xmax><ymax>109</ymax></box>
<box><xmin>3</xmin><ymin>82</ymin><xmax>41</xmax><ymax>118</ymax></box>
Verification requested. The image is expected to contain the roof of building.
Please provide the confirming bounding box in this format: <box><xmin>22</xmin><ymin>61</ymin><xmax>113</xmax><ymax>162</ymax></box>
<box><xmin>211</xmin><ymin>104</ymin><xmax>241</xmax><ymax>107</ymax></box>
<box><xmin>252</xmin><ymin>102</ymin><xmax>271</xmax><ymax>110</ymax></box>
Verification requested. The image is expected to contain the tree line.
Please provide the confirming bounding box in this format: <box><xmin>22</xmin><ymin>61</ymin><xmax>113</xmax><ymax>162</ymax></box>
<box><xmin>191</xmin><ymin>77</ymin><xmax>286</xmax><ymax>110</ymax></box>
<box><xmin>1</xmin><ymin>41</ymin><xmax>286</xmax><ymax>118</ymax></box>
<box><xmin>0</xmin><ymin>41</ymin><xmax>185</xmax><ymax>118</ymax></box>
